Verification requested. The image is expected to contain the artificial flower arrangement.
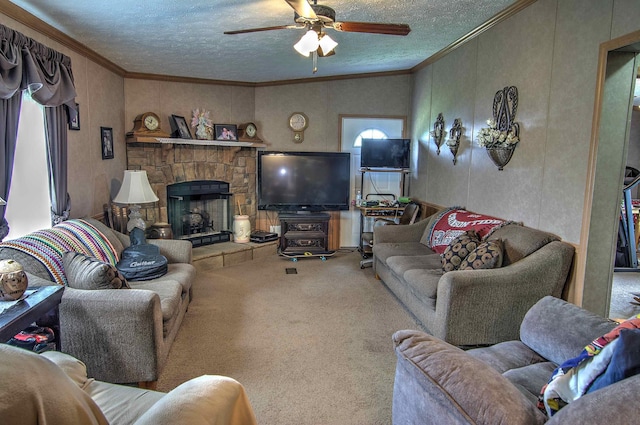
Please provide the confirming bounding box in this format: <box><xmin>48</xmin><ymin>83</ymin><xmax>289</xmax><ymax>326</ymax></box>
<box><xmin>191</xmin><ymin>108</ymin><xmax>213</xmax><ymax>140</ymax></box>
<box><xmin>476</xmin><ymin>118</ymin><xmax>519</xmax><ymax>149</ymax></box>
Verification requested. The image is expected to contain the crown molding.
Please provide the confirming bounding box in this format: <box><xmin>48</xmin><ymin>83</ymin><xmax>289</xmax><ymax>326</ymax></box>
<box><xmin>0</xmin><ymin>0</ymin><xmax>126</xmax><ymax>76</ymax></box>
<box><xmin>411</xmin><ymin>0</ymin><xmax>538</xmax><ymax>72</ymax></box>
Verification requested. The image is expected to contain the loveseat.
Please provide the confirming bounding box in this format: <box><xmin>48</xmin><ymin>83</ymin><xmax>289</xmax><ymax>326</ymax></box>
<box><xmin>373</xmin><ymin>207</ymin><xmax>575</xmax><ymax>346</ymax></box>
<box><xmin>0</xmin><ymin>218</ymin><xmax>195</xmax><ymax>384</ymax></box>
<box><xmin>392</xmin><ymin>296</ymin><xmax>638</xmax><ymax>424</ymax></box>
<box><xmin>0</xmin><ymin>343</ymin><xmax>257</xmax><ymax>425</ymax></box>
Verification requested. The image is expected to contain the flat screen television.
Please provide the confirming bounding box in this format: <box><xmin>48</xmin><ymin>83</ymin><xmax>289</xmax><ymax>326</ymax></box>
<box><xmin>360</xmin><ymin>138</ymin><xmax>411</xmax><ymax>169</ymax></box>
<box><xmin>258</xmin><ymin>151</ymin><xmax>351</xmax><ymax>212</ymax></box>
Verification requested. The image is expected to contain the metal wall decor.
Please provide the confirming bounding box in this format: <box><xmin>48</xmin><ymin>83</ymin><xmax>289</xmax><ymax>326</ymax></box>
<box><xmin>447</xmin><ymin>118</ymin><xmax>462</xmax><ymax>165</ymax></box>
<box><xmin>476</xmin><ymin>86</ymin><xmax>520</xmax><ymax>170</ymax></box>
<box><xmin>430</xmin><ymin>112</ymin><xmax>445</xmax><ymax>154</ymax></box>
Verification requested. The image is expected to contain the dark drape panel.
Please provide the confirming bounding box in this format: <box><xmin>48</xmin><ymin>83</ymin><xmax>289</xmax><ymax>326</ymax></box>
<box><xmin>0</xmin><ymin>24</ymin><xmax>76</xmax><ymax>237</ymax></box>
<box><xmin>0</xmin><ymin>93</ymin><xmax>22</xmax><ymax>240</ymax></box>
<box><xmin>45</xmin><ymin>106</ymin><xmax>70</xmax><ymax>224</ymax></box>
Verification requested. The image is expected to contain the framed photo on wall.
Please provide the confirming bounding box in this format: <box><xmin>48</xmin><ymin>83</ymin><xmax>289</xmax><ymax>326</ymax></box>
<box><xmin>214</xmin><ymin>124</ymin><xmax>237</xmax><ymax>141</ymax></box>
<box><xmin>101</xmin><ymin>127</ymin><xmax>114</xmax><ymax>160</ymax></box>
<box><xmin>68</xmin><ymin>103</ymin><xmax>80</xmax><ymax>130</ymax></box>
<box><xmin>170</xmin><ymin>115</ymin><xmax>192</xmax><ymax>139</ymax></box>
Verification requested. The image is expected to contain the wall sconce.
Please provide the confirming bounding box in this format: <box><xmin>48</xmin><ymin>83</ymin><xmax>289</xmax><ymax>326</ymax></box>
<box><xmin>447</xmin><ymin>118</ymin><xmax>462</xmax><ymax>165</ymax></box>
<box><xmin>113</xmin><ymin>170</ymin><xmax>159</xmax><ymax>232</ymax></box>
<box><xmin>476</xmin><ymin>86</ymin><xmax>520</xmax><ymax>170</ymax></box>
<box><xmin>430</xmin><ymin>113</ymin><xmax>445</xmax><ymax>155</ymax></box>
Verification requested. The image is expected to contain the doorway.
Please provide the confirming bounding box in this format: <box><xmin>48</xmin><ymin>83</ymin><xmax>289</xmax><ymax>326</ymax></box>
<box><xmin>580</xmin><ymin>31</ymin><xmax>640</xmax><ymax>318</ymax></box>
<box><xmin>339</xmin><ymin>115</ymin><xmax>406</xmax><ymax>248</ymax></box>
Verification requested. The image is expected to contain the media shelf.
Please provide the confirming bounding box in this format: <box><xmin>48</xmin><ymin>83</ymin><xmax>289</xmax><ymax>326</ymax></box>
<box><xmin>279</xmin><ymin>213</ymin><xmax>331</xmax><ymax>255</ymax></box>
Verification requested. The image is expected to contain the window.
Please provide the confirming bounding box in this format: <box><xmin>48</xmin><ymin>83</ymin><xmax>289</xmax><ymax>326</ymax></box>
<box><xmin>4</xmin><ymin>92</ymin><xmax>50</xmax><ymax>239</ymax></box>
<box><xmin>354</xmin><ymin>128</ymin><xmax>388</xmax><ymax>147</ymax></box>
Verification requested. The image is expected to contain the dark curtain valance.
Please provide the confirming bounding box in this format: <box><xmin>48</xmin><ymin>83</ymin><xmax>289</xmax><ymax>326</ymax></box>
<box><xmin>0</xmin><ymin>24</ymin><xmax>76</xmax><ymax>107</ymax></box>
<box><xmin>0</xmin><ymin>24</ymin><xmax>75</xmax><ymax>239</ymax></box>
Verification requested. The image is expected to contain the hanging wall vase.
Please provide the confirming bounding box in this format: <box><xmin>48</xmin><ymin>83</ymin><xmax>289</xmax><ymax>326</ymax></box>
<box><xmin>476</xmin><ymin>86</ymin><xmax>520</xmax><ymax>170</ymax></box>
<box><xmin>447</xmin><ymin>118</ymin><xmax>462</xmax><ymax>165</ymax></box>
<box><xmin>486</xmin><ymin>146</ymin><xmax>515</xmax><ymax>171</ymax></box>
<box><xmin>430</xmin><ymin>113</ymin><xmax>445</xmax><ymax>155</ymax></box>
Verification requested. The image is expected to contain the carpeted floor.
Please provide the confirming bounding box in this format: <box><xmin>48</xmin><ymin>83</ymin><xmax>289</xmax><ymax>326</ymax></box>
<box><xmin>156</xmin><ymin>250</ymin><xmax>422</xmax><ymax>425</ymax></box>
<box><xmin>610</xmin><ymin>272</ymin><xmax>640</xmax><ymax>319</ymax></box>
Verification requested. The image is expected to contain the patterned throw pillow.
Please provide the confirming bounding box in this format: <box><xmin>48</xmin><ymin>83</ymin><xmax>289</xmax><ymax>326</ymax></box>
<box><xmin>441</xmin><ymin>230</ymin><xmax>480</xmax><ymax>272</ymax></box>
<box><xmin>63</xmin><ymin>252</ymin><xmax>130</xmax><ymax>290</ymax></box>
<box><xmin>459</xmin><ymin>239</ymin><xmax>504</xmax><ymax>271</ymax></box>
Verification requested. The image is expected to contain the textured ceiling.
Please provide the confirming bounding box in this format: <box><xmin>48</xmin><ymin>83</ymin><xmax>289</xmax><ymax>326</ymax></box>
<box><xmin>8</xmin><ymin>0</ymin><xmax>517</xmax><ymax>83</ymax></box>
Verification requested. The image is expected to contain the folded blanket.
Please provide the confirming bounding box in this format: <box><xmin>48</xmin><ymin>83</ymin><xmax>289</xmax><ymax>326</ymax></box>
<box><xmin>0</xmin><ymin>219</ymin><xmax>119</xmax><ymax>285</ymax></box>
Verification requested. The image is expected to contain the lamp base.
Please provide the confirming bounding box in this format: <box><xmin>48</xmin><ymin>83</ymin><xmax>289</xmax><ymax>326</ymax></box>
<box><xmin>126</xmin><ymin>204</ymin><xmax>146</xmax><ymax>233</ymax></box>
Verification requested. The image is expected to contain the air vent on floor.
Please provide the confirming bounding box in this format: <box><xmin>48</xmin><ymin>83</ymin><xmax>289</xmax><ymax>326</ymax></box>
<box><xmin>285</xmin><ymin>268</ymin><xmax>298</xmax><ymax>274</ymax></box>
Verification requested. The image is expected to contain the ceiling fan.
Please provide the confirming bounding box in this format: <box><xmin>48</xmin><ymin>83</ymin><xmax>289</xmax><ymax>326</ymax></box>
<box><xmin>224</xmin><ymin>0</ymin><xmax>411</xmax><ymax>72</ymax></box>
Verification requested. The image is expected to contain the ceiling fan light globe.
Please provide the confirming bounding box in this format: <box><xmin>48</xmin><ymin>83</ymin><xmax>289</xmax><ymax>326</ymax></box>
<box><xmin>294</xmin><ymin>30</ymin><xmax>320</xmax><ymax>56</ymax></box>
<box><xmin>319</xmin><ymin>34</ymin><xmax>338</xmax><ymax>55</ymax></box>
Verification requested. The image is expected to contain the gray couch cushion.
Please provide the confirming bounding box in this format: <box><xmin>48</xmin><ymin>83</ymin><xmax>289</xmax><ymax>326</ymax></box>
<box><xmin>129</xmin><ymin>280</ymin><xmax>182</xmax><ymax>323</ymax></box>
<box><xmin>486</xmin><ymin>223</ymin><xmax>558</xmax><ymax>266</ymax></box>
<box><xmin>468</xmin><ymin>340</ymin><xmax>547</xmax><ymax>374</ymax></box>
<box><xmin>503</xmin><ymin>362</ymin><xmax>557</xmax><ymax>405</ymax></box>
<box><xmin>63</xmin><ymin>252</ymin><xmax>130</xmax><ymax>290</ymax></box>
<box><xmin>520</xmin><ymin>296</ymin><xmax>617</xmax><ymax>365</ymax></box>
<box><xmin>374</xmin><ymin>242</ymin><xmax>433</xmax><ymax>264</ymax></box>
<box><xmin>387</xmin><ymin>254</ymin><xmax>442</xmax><ymax>275</ymax></box>
<box><xmin>403</xmin><ymin>268</ymin><xmax>442</xmax><ymax>300</ymax></box>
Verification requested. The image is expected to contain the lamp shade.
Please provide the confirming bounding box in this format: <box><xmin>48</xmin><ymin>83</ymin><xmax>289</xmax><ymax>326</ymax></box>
<box><xmin>294</xmin><ymin>30</ymin><xmax>320</xmax><ymax>57</ymax></box>
<box><xmin>113</xmin><ymin>170</ymin><xmax>159</xmax><ymax>205</ymax></box>
<box><xmin>318</xmin><ymin>33</ymin><xmax>337</xmax><ymax>56</ymax></box>
<box><xmin>0</xmin><ymin>197</ymin><xmax>5</xmax><ymax>206</ymax></box>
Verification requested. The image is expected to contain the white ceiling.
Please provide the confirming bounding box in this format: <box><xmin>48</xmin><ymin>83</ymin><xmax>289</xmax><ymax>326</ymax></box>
<box><xmin>8</xmin><ymin>0</ymin><xmax>518</xmax><ymax>84</ymax></box>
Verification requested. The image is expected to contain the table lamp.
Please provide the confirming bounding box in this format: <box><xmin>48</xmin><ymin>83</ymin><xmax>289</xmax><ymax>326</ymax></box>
<box><xmin>113</xmin><ymin>170</ymin><xmax>159</xmax><ymax>233</ymax></box>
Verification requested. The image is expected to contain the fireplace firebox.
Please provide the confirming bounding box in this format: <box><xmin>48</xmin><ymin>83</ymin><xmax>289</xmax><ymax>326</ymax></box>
<box><xmin>167</xmin><ymin>180</ymin><xmax>232</xmax><ymax>247</ymax></box>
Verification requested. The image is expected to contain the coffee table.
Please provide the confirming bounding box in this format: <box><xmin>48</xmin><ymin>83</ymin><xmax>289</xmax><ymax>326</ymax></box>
<box><xmin>0</xmin><ymin>285</ymin><xmax>64</xmax><ymax>350</ymax></box>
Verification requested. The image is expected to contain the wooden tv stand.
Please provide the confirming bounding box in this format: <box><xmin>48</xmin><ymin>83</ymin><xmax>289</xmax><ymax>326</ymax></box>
<box><xmin>279</xmin><ymin>213</ymin><xmax>331</xmax><ymax>255</ymax></box>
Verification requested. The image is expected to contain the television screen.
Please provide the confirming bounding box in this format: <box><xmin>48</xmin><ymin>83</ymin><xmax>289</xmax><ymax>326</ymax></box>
<box><xmin>360</xmin><ymin>138</ymin><xmax>411</xmax><ymax>169</ymax></box>
<box><xmin>258</xmin><ymin>151</ymin><xmax>351</xmax><ymax>212</ymax></box>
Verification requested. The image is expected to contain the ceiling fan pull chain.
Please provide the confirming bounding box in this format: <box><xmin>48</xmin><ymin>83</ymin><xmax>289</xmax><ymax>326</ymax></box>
<box><xmin>312</xmin><ymin>50</ymin><xmax>318</xmax><ymax>73</ymax></box>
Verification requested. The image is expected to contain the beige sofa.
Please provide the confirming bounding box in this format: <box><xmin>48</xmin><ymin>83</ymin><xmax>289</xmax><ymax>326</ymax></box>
<box><xmin>373</xmin><ymin>208</ymin><xmax>575</xmax><ymax>346</ymax></box>
<box><xmin>0</xmin><ymin>343</ymin><xmax>257</xmax><ymax>425</ymax></box>
<box><xmin>0</xmin><ymin>218</ymin><xmax>195</xmax><ymax>384</ymax></box>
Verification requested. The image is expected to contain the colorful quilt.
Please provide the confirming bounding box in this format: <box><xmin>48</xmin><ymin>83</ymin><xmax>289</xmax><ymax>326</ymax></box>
<box><xmin>427</xmin><ymin>208</ymin><xmax>504</xmax><ymax>254</ymax></box>
<box><xmin>0</xmin><ymin>219</ymin><xmax>119</xmax><ymax>286</ymax></box>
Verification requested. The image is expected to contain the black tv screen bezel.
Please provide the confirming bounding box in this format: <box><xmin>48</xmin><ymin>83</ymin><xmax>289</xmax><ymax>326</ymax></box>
<box><xmin>360</xmin><ymin>138</ymin><xmax>411</xmax><ymax>169</ymax></box>
<box><xmin>257</xmin><ymin>151</ymin><xmax>351</xmax><ymax>212</ymax></box>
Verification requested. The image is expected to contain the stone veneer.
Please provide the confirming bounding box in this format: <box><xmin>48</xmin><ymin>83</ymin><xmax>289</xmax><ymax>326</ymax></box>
<box><xmin>125</xmin><ymin>142</ymin><xmax>257</xmax><ymax>228</ymax></box>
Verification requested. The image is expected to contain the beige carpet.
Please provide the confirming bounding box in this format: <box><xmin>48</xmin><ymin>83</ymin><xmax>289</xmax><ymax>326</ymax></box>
<box><xmin>156</xmin><ymin>250</ymin><xmax>422</xmax><ymax>425</ymax></box>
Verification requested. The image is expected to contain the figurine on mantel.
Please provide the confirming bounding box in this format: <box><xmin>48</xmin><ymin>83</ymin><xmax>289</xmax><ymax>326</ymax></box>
<box><xmin>191</xmin><ymin>108</ymin><xmax>213</xmax><ymax>140</ymax></box>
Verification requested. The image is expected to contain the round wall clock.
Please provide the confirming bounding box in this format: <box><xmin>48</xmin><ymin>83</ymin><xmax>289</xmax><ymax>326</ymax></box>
<box><xmin>288</xmin><ymin>112</ymin><xmax>308</xmax><ymax>143</ymax></box>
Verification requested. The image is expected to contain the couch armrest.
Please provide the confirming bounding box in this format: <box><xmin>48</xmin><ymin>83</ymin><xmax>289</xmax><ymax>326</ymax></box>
<box><xmin>134</xmin><ymin>375</ymin><xmax>257</xmax><ymax>425</ymax></box>
<box><xmin>392</xmin><ymin>330</ymin><xmax>546</xmax><ymax>425</ymax></box>
<box><xmin>59</xmin><ymin>287</ymin><xmax>165</xmax><ymax>384</ymax></box>
<box><xmin>433</xmin><ymin>241</ymin><xmax>575</xmax><ymax>346</ymax></box>
<box><xmin>147</xmin><ymin>239</ymin><xmax>193</xmax><ymax>264</ymax></box>
<box><xmin>374</xmin><ymin>218</ymin><xmax>430</xmax><ymax>244</ymax></box>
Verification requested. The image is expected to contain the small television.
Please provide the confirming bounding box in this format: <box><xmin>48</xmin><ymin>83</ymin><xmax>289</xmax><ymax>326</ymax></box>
<box><xmin>360</xmin><ymin>138</ymin><xmax>411</xmax><ymax>169</ymax></box>
<box><xmin>258</xmin><ymin>151</ymin><xmax>351</xmax><ymax>212</ymax></box>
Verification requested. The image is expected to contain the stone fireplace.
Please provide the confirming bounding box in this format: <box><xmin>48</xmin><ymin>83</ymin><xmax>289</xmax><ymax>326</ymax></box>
<box><xmin>124</xmin><ymin>141</ymin><xmax>258</xmax><ymax>244</ymax></box>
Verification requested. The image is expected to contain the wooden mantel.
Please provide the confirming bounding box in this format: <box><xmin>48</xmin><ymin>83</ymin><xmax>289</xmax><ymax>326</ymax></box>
<box><xmin>127</xmin><ymin>136</ymin><xmax>266</xmax><ymax>148</ymax></box>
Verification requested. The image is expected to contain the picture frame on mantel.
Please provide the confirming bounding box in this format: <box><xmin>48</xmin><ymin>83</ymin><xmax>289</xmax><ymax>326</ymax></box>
<box><xmin>101</xmin><ymin>127</ymin><xmax>114</xmax><ymax>160</ymax></box>
<box><xmin>214</xmin><ymin>124</ymin><xmax>237</xmax><ymax>141</ymax></box>
<box><xmin>170</xmin><ymin>115</ymin><xmax>192</xmax><ymax>139</ymax></box>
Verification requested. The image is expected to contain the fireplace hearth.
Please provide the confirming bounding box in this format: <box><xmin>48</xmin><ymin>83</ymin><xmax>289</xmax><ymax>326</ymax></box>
<box><xmin>167</xmin><ymin>180</ymin><xmax>232</xmax><ymax>247</ymax></box>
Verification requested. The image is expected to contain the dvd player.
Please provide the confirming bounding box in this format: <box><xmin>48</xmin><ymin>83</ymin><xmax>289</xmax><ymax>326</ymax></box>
<box><xmin>250</xmin><ymin>230</ymin><xmax>279</xmax><ymax>243</ymax></box>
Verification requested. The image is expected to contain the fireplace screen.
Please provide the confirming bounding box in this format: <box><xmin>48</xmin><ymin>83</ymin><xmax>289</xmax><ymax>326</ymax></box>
<box><xmin>167</xmin><ymin>180</ymin><xmax>232</xmax><ymax>247</ymax></box>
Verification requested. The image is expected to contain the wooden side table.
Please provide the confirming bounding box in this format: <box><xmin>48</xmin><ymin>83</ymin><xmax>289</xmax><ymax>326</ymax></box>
<box><xmin>0</xmin><ymin>285</ymin><xmax>64</xmax><ymax>350</ymax></box>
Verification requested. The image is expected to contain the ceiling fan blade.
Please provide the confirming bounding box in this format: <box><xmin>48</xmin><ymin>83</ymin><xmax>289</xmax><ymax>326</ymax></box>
<box><xmin>332</xmin><ymin>21</ymin><xmax>411</xmax><ymax>36</ymax></box>
<box><xmin>284</xmin><ymin>0</ymin><xmax>317</xmax><ymax>19</ymax></box>
<box><xmin>224</xmin><ymin>25</ymin><xmax>300</xmax><ymax>35</ymax></box>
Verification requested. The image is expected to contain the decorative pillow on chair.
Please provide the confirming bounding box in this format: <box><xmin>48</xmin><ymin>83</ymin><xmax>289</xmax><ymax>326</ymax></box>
<box><xmin>63</xmin><ymin>252</ymin><xmax>130</xmax><ymax>290</ymax></box>
<box><xmin>441</xmin><ymin>230</ymin><xmax>480</xmax><ymax>272</ymax></box>
<box><xmin>458</xmin><ymin>239</ymin><xmax>504</xmax><ymax>270</ymax></box>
